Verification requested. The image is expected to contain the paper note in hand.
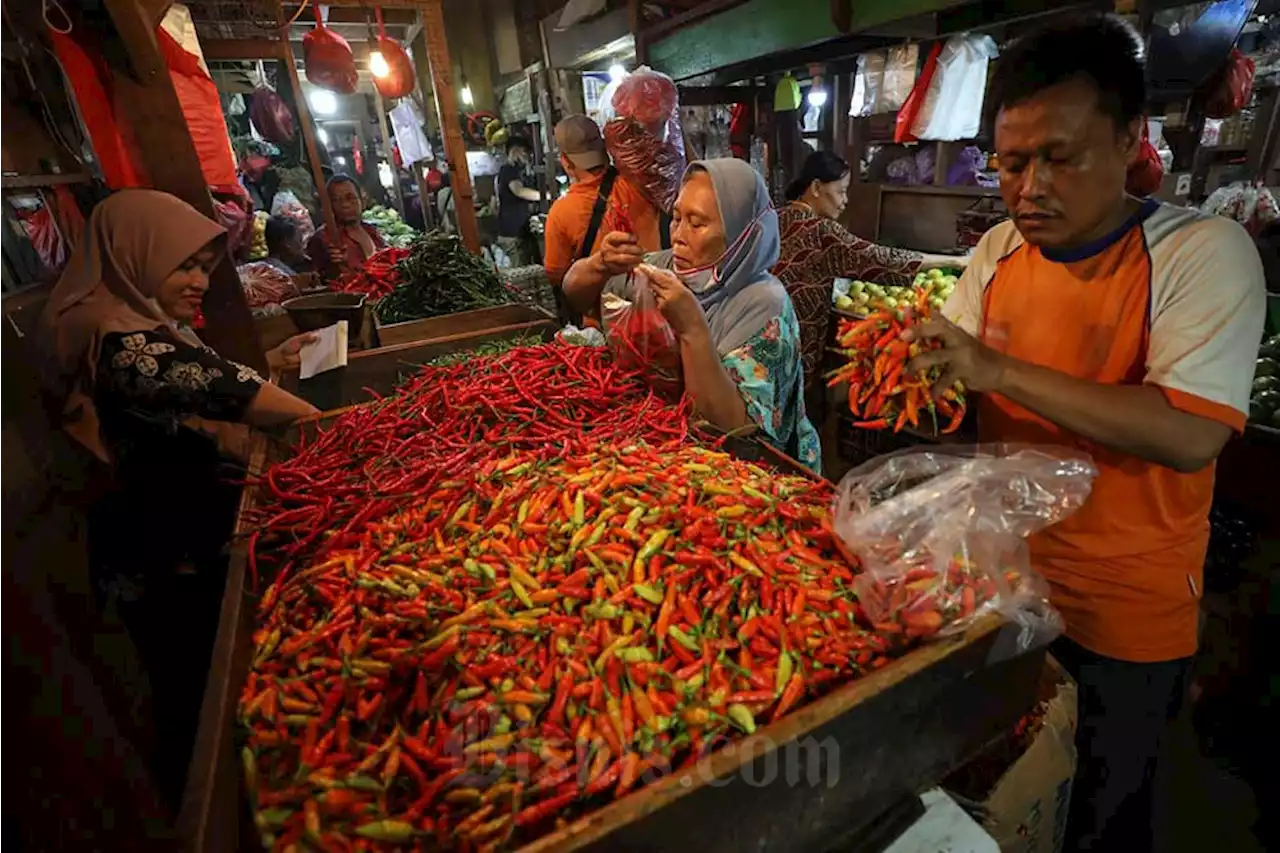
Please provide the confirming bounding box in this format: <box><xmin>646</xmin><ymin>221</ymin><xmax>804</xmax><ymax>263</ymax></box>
<box><xmin>298</xmin><ymin>321</ymin><xmax>348</xmax><ymax>379</ymax></box>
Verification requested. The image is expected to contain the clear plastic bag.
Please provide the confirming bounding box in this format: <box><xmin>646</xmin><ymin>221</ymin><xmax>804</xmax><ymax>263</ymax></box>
<box><xmin>832</xmin><ymin>445</ymin><xmax>1098</xmax><ymax>650</ymax></box>
<box><xmin>603</xmin><ymin>66</ymin><xmax>686</xmax><ymax>212</ymax></box>
<box><xmin>602</xmin><ymin>270</ymin><xmax>683</xmax><ymax>399</ymax></box>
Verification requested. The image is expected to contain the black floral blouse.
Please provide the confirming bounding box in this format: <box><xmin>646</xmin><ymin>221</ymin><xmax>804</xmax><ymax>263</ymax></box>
<box><xmin>97</xmin><ymin>329</ymin><xmax>265</xmax><ymax>443</ymax></box>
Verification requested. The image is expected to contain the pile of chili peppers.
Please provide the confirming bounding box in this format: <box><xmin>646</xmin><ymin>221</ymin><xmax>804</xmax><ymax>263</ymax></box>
<box><xmin>246</xmin><ymin>344</ymin><xmax>693</xmax><ymax>588</ymax></box>
<box><xmin>333</xmin><ymin>247</ymin><xmax>411</xmax><ymax>301</ymax></box>
<box><xmin>241</xmin><ymin>439</ymin><xmax>934</xmax><ymax>850</ymax></box>
<box><xmin>827</xmin><ymin>293</ymin><xmax>966</xmax><ymax>434</ymax></box>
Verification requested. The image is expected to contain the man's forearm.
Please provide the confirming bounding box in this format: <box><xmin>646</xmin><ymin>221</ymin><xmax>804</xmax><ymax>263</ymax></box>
<box><xmin>680</xmin><ymin>328</ymin><xmax>750</xmax><ymax>432</ymax></box>
<box><xmin>994</xmin><ymin>356</ymin><xmax>1231</xmax><ymax>473</ymax></box>
<box><xmin>562</xmin><ymin>255</ymin><xmax>609</xmax><ymax>313</ymax></box>
<box><xmin>515</xmin><ymin>187</ymin><xmax>542</xmax><ymax>202</ymax></box>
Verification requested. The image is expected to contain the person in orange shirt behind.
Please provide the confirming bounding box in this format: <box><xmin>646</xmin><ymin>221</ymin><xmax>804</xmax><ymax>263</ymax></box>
<box><xmin>908</xmin><ymin>16</ymin><xmax>1265</xmax><ymax>852</ymax></box>
<box><xmin>543</xmin><ymin>114</ymin><xmax>661</xmax><ymax>324</ymax></box>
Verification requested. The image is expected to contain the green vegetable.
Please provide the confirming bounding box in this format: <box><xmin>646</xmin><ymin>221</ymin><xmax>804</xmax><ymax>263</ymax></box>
<box><xmin>377</xmin><ymin>231</ymin><xmax>510</xmax><ymax>324</ymax></box>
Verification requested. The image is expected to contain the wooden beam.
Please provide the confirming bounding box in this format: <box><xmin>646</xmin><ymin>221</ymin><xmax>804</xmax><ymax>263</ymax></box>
<box><xmin>199</xmin><ymin>38</ymin><xmax>285</xmax><ymax>61</ymax></box>
<box><xmin>418</xmin><ymin>0</ymin><xmax>480</xmax><ymax>253</ymax></box>
<box><xmin>279</xmin><ymin>35</ymin><xmax>341</xmax><ymax>238</ymax></box>
<box><xmin>102</xmin><ymin>0</ymin><xmax>265</xmax><ymax>370</ymax></box>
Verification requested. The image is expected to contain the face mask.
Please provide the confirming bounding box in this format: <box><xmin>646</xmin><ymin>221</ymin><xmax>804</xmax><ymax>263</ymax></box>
<box><xmin>677</xmin><ymin>266</ymin><xmax>717</xmax><ymax>294</ymax></box>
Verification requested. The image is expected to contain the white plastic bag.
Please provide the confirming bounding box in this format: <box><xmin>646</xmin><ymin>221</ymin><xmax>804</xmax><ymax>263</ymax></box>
<box><xmin>878</xmin><ymin>43</ymin><xmax>919</xmax><ymax>114</ymax></box>
<box><xmin>832</xmin><ymin>445</ymin><xmax>1097</xmax><ymax>649</ymax></box>
<box><xmin>269</xmin><ymin>189</ymin><xmax>316</xmax><ymax>244</ymax></box>
<box><xmin>910</xmin><ymin>34</ymin><xmax>999</xmax><ymax>141</ymax></box>
<box><xmin>850</xmin><ymin>51</ymin><xmax>885</xmax><ymax>117</ymax></box>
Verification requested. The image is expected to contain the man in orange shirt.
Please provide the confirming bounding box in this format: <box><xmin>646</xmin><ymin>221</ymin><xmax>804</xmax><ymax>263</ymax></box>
<box><xmin>543</xmin><ymin>115</ymin><xmax>661</xmax><ymax>322</ymax></box>
<box><xmin>911</xmin><ymin>17</ymin><xmax>1265</xmax><ymax>851</ymax></box>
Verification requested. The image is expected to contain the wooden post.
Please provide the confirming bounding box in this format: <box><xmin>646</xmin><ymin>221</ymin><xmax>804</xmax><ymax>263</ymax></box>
<box><xmin>418</xmin><ymin>0</ymin><xmax>481</xmax><ymax>253</ymax></box>
<box><xmin>373</xmin><ymin>90</ymin><xmax>406</xmax><ymax>217</ymax></box>
<box><xmin>278</xmin><ymin>37</ymin><xmax>341</xmax><ymax>238</ymax></box>
<box><xmin>102</xmin><ymin>0</ymin><xmax>265</xmax><ymax>370</ymax></box>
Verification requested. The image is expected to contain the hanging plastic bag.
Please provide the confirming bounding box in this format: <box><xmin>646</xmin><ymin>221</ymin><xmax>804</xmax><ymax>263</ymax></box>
<box><xmin>602</xmin><ymin>270</ymin><xmax>683</xmax><ymax>399</ymax></box>
<box><xmin>371</xmin><ymin>7</ymin><xmax>415</xmax><ymax>99</ymax></box>
<box><xmin>1204</xmin><ymin>48</ymin><xmax>1255</xmax><ymax>119</ymax></box>
<box><xmin>18</xmin><ymin>205</ymin><xmax>67</xmax><ymax>274</ymax></box>
<box><xmin>214</xmin><ymin>199</ymin><xmax>251</xmax><ymax>257</ymax></box>
<box><xmin>832</xmin><ymin>445</ymin><xmax>1097</xmax><ymax>649</ymax></box>
<box><xmin>878</xmin><ymin>43</ymin><xmax>920</xmax><ymax>114</ymax></box>
<box><xmin>850</xmin><ymin>51</ymin><xmax>885</xmax><ymax>117</ymax></box>
<box><xmin>249</xmin><ymin>85</ymin><xmax>296</xmax><ymax>145</ymax></box>
<box><xmin>604</xmin><ymin>66</ymin><xmax>686</xmax><ymax>212</ymax></box>
<box><xmin>304</xmin><ymin>4</ymin><xmax>358</xmax><ymax>94</ymax></box>
<box><xmin>1126</xmin><ymin>121</ymin><xmax>1165</xmax><ymax>197</ymax></box>
<box><xmin>910</xmin><ymin>34</ymin><xmax>999</xmax><ymax>141</ymax></box>
<box><xmin>894</xmin><ymin>41</ymin><xmax>943</xmax><ymax>143</ymax></box>
<box><xmin>270</xmin><ymin>189</ymin><xmax>316</xmax><ymax>244</ymax></box>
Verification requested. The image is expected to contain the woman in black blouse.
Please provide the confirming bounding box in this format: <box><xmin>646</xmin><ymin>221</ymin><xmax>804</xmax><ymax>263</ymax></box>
<box><xmin>40</xmin><ymin>189</ymin><xmax>319</xmax><ymax>803</ymax></box>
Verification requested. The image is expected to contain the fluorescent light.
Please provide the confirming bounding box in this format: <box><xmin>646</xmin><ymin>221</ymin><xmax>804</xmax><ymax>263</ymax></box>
<box><xmin>369</xmin><ymin>51</ymin><xmax>390</xmax><ymax>79</ymax></box>
<box><xmin>807</xmin><ymin>88</ymin><xmax>828</xmax><ymax>108</ymax></box>
<box><xmin>335</xmin><ymin>156</ymin><xmax>346</xmax><ymax>166</ymax></box>
<box><xmin>460</xmin><ymin>83</ymin><xmax>474</xmax><ymax>106</ymax></box>
<box><xmin>608</xmin><ymin>63</ymin><xmax>627</xmax><ymax>83</ymax></box>
<box><xmin>309</xmin><ymin>89</ymin><xmax>337</xmax><ymax>115</ymax></box>
<box><xmin>317</xmin><ymin>127</ymin><xmax>330</xmax><ymax>146</ymax></box>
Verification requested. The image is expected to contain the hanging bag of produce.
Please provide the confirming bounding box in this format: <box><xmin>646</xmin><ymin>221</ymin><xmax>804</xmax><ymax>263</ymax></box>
<box><xmin>249</xmin><ymin>62</ymin><xmax>296</xmax><ymax>144</ymax></box>
<box><xmin>603</xmin><ymin>67</ymin><xmax>686</xmax><ymax>212</ymax></box>
<box><xmin>602</xmin><ymin>269</ymin><xmax>683</xmax><ymax>400</ymax></box>
<box><xmin>1125</xmin><ymin>121</ymin><xmax>1164</xmax><ymax>197</ymax></box>
<box><xmin>1203</xmin><ymin>48</ymin><xmax>1255</xmax><ymax>120</ymax></box>
<box><xmin>832</xmin><ymin>445</ymin><xmax>1098</xmax><ymax>646</ymax></box>
<box><xmin>303</xmin><ymin>3</ymin><xmax>358</xmax><ymax>94</ymax></box>
<box><xmin>371</xmin><ymin>7</ymin><xmax>415</xmax><ymax>100</ymax></box>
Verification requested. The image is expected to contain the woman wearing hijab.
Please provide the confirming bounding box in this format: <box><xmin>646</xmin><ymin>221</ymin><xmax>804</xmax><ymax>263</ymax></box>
<box><xmin>564</xmin><ymin>158</ymin><xmax>820</xmax><ymax>470</ymax></box>
<box><xmin>39</xmin><ymin>188</ymin><xmax>318</xmax><ymax>803</ymax></box>
<box><xmin>774</xmin><ymin>150</ymin><xmax>965</xmax><ymax>397</ymax></box>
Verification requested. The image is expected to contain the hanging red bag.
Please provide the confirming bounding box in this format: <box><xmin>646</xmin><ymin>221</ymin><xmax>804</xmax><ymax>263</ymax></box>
<box><xmin>1203</xmin><ymin>48</ymin><xmax>1255</xmax><ymax>119</ymax></box>
<box><xmin>371</xmin><ymin>7</ymin><xmax>415</xmax><ymax>99</ymax></box>
<box><xmin>1126</xmin><ymin>121</ymin><xmax>1164</xmax><ymax>197</ymax></box>
<box><xmin>249</xmin><ymin>84</ymin><xmax>296</xmax><ymax>145</ymax></box>
<box><xmin>894</xmin><ymin>41</ymin><xmax>943</xmax><ymax>144</ymax></box>
<box><xmin>304</xmin><ymin>4</ymin><xmax>358</xmax><ymax>94</ymax></box>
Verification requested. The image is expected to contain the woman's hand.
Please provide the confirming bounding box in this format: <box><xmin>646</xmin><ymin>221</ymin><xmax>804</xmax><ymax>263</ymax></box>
<box><xmin>266</xmin><ymin>332</ymin><xmax>319</xmax><ymax>372</ymax></box>
<box><xmin>598</xmin><ymin>232</ymin><xmax>645</xmax><ymax>276</ymax></box>
<box><xmin>641</xmin><ymin>264</ymin><xmax>708</xmax><ymax>341</ymax></box>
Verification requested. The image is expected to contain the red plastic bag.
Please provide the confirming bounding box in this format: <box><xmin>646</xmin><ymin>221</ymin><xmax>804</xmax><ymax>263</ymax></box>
<box><xmin>372</xmin><ymin>9</ymin><xmax>415</xmax><ymax>99</ymax></box>
<box><xmin>1126</xmin><ymin>121</ymin><xmax>1164</xmax><ymax>197</ymax></box>
<box><xmin>215</xmin><ymin>199</ymin><xmax>251</xmax><ymax>257</ymax></box>
<box><xmin>603</xmin><ymin>269</ymin><xmax>683</xmax><ymax>399</ymax></box>
<box><xmin>304</xmin><ymin>5</ymin><xmax>358</xmax><ymax>94</ymax></box>
<box><xmin>158</xmin><ymin>28</ymin><xmax>238</xmax><ymax>191</ymax></box>
<box><xmin>18</xmin><ymin>205</ymin><xmax>67</xmax><ymax>273</ymax></box>
<box><xmin>894</xmin><ymin>41</ymin><xmax>943</xmax><ymax>144</ymax></box>
<box><xmin>1204</xmin><ymin>48</ymin><xmax>1255</xmax><ymax>119</ymax></box>
<box><xmin>603</xmin><ymin>66</ymin><xmax>686</xmax><ymax>213</ymax></box>
<box><xmin>249</xmin><ymin>85</ymin><xmax>296</xmax><ymax>145</ymax></box>
<box><xmin>611</xmin><ymin>67</ymin><xmax>679</xmax><ymax>136</ymax></box>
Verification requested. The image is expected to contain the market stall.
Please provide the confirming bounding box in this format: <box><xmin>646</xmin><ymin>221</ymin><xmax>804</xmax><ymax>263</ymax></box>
<box><xmin>179</xmin><ymin>333</ymin><xmax>1080</xmax><ymax>851</ymax></box>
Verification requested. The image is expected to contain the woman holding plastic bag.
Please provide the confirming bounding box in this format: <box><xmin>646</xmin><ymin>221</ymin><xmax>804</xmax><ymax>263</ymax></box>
<box><xmin>563</xmin><ymin>158</ymin><xmax>820</xmax><ymax>470</ymax></box>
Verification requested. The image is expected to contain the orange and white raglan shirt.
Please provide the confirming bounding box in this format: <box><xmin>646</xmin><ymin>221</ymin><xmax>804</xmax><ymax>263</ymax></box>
<box><xmin>945</xmin><ymin>200</ymin><xmax>1265</xmax><ymax>662</ymax></box>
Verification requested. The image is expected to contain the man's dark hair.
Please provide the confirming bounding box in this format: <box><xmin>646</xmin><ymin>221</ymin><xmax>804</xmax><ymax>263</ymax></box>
<box><xmin>986</xmin><ymin>14</ymin><xmax>1146</xmax><ymax>131</ymax></box>
<box><xmin>326</xmin><ymin>174</ymin><xmax>361</xmax><ymax>196</ymax></box>
<box><xmin>506</xmin><ymin>135</ymin><xmax>532</xmax><ymax>155</ymax></box>
<box><xmin>264</xmin><ymin>215</ymin><xmax>298</xmax><ymax>254</ymax></box>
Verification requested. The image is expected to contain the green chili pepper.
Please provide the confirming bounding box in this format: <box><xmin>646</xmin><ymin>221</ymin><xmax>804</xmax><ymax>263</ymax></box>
<box><xmin>668</xmin><ymin>625</ymin><xmax>700</xmax><ymax>653</ymax></box>
<box><xmin>354</xmin><ymin>819</ymin><xmax>417</xmax><ymax>842</ymax></box>
<box><xmin>616</xmin><ymin>646</ymin><xmax>654</xmax><ymax>663</ymax></box>
<box><xmin>727</xmin><ymin>703</ymin><xmax>757</xmax><ymax>734</ymax></box>
<box><xmin>633</xmin><ymin>583</ymin><xmax>664</xmax><ymax>605</ymax></box>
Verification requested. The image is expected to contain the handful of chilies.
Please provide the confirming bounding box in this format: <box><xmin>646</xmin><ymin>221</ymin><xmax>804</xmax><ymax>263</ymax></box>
<box><xmin>828</xmin><ymin>295</ymin><xmax>965</xmax><ymax>434</ymax></box>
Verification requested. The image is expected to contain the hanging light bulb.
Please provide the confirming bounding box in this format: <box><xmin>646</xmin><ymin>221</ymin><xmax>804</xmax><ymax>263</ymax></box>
<box><xmin>608</xmin><ymin>63</ymin><xmax>627</xmax><ymax>83</ymax></box>
<box><xmin>309</xmin><ymin>89</ymin><xmax>338</xmax><ymax>115</ymax></box>
<box><xmin>369</xmin><ymin>50</ymin><xmax>391</xmax><ymax>79</ymax></box>
<box><xmin>460</xmin><ymin>81</ymin><xmax>474</xmax><ymax>107</ymax></box>
<box><xmin>807</xmin><ymin>87</ymin><xmax>828</xmax><ymax>109</ymax></box>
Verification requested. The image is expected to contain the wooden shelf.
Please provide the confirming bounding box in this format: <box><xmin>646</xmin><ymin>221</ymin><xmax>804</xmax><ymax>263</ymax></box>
<box><xmin>1</xmin><ymin>172</ymin><xmax>90</xmax><ymax>189</ymax></box>
<box><xmin>874</xmin><ymin>184</ymin><xmax>1000</xmax><ymax>198</ymax></box>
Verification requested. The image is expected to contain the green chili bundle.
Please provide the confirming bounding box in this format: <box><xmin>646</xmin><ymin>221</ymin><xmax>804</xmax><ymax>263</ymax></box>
<box><xmin>377</xmin><ymin>232</ymin><xmax>511</xmax><ymax>324</ymax></box>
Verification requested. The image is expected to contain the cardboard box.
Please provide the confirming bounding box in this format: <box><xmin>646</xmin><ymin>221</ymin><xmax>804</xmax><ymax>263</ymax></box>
<box><xmin>945</xmin><ymin>657</ymin><xmax>1078</xmax><ymax>853</ymax></box>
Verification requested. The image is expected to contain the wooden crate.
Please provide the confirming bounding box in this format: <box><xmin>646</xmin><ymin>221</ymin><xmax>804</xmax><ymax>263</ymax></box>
<box><xmin>374</xmin><ymin>304</ymin><xmax>555</xmax><ymax>348</ymax></box>
<box><xmin>179</xmin><ymin>415</ymin><xmax>1044</xmax><ymax>853</ymax></box>
<box><xmin>275</xmin><ymin>315</ymin><xmax>559</xmax><ymax>411</ymax></box>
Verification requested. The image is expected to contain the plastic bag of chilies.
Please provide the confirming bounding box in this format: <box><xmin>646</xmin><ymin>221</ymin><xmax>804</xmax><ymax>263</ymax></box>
<box><xmin>303</xmin><ymin>4</ymin><xmax>358</xmax><ymax>94</ymax></box>
<box><xmin>602</xmin><ymin>269</ymin><xmax>683</xmax><ymax>399</ymax></box>
<box><xmin>831</xmin><ymin>445</ymin><xmax>1098</xmax><ymax>653</ymax></box>
<box><xmin>603</xmin><ymin>66</ymin><xmax>686</xmax><ymax>212</ymax></box>
<box><xmin>249</xmin><ymin>86</ymin><xmax>295</xmax><ymax>144</ymax></box>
